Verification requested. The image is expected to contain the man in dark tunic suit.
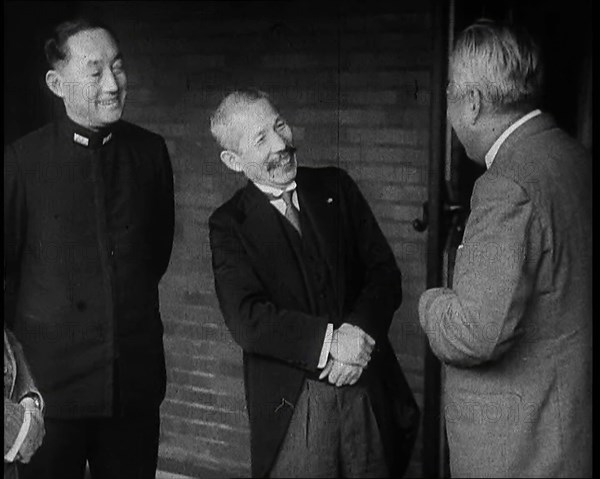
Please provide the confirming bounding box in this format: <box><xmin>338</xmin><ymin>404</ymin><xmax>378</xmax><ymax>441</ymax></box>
<box><xmin>209</xmin><ymin>90</ymin><xmax>419</xmax><ymax>478</ymax></box>
<box><xmin>4</xmin><ymin>18</ymin><xmax>174</xmax><ymax>479</ymax></box>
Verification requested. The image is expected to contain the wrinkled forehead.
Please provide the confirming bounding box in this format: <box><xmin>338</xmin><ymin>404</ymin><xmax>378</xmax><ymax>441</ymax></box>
<box><xmin>447</xmin><ymin>57</ymin><xmax>463</xmax><ymax>81</ymax></box>
<box><xmin>232</xmin><ymin>99</ymin><xmax>278</xmax><ymax>124</ymax></box>
<box><xmin>229</xmin><ymin>99</ymin><xmax>279</xmax><ymax>138</ymax></box>
<box><xmin>447</xmin><ymin>59</ymin><xmax>476</xmax><ymax>93</ymax></box>
<box><xmin>64</xmin><ymin>28</ymin><xmax>119</xmax><ymax>66</ymax></box>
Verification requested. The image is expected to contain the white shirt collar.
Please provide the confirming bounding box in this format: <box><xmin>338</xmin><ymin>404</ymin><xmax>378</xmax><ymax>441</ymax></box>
<box><xmin>253</xmin><ymin>181</ymin><xmax>297</xmax><ymax>197</ymax></box>
<box><xmin>484</xmin><ymin>109</ymin><xmax>542</xmax><ymax>168</ymax></box>
<box><xmin>253</xmin><ymin>181</ymin><xmax>299</xmax><ymax>213</ymax></box>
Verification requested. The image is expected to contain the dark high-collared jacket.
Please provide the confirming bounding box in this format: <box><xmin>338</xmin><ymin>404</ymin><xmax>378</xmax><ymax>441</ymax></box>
<box><xmin>4</xmin><ymin>113</ymin><xmax>174</xmax><ymax>418</ymax></box>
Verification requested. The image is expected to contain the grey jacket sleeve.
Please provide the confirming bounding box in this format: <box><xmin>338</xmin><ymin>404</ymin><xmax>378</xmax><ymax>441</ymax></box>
<box><xmin>418</xmin><ymin>174</ymin><xmax>543</xmax><ymax>367</ymax></box>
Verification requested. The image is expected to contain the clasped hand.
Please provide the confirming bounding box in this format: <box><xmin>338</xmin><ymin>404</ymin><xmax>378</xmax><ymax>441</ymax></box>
<box><xmin>318</xmin><ymin>323</ymin><xmax>375</xmax><ymax>387</ymax></box>
<box><xmin>318</xmin><ymin>357</ymin><xmax>364</xmax><ymax>386</ymax></box>
<box><xmin>329</xmin><ymin>323</ymin><xmax>375</xmax><ymax>367</ymax></box>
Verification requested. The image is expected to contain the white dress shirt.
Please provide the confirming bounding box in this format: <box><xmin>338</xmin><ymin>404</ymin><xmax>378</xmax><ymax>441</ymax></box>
<box><xmin>253</xmin><ymin>181</ymin><xmax>300</xmax><ymax>212</ymax></box>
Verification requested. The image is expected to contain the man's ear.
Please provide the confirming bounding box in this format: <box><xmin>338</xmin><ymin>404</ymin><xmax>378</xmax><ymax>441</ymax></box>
<box><xmin>220</xmin><ymin>150</ymin><xmax>243</xmax><ymax>172</ymax></box>
<box><xmin>467</xmin><ymin>87</ymin><xmax>482</xmax><ymax>125</ymax></box>
<box><xmin>45</xmin><ymin>70</ymin><xmax>64</xmax><ymax>98</ymax></box>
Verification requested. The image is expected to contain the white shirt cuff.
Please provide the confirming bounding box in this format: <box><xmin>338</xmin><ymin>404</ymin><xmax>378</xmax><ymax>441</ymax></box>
<box><xmin>317</xmin><ymin>323</ymin><xmax>334</xmax><ymax>369</ymax></box>
<box><xmin>4</xmin><ymin>408</ymin><xmax>32</xmax><ymax>462</ymax></box>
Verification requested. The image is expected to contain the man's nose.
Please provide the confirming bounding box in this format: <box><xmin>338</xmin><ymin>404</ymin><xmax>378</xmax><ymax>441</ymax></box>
<box><xmin>269</xmin><ymin>131</ymin><xmax>287</xmax><ymax>152</ymax></box>
<box><xmin>101</xmin><ymin>69</ymin><xmax>119</xmax><ymax>93</ymax></box>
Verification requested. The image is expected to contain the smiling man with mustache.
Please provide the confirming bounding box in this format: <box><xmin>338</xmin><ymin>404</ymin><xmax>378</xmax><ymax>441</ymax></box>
<box><xmin>209</xmin><ymin>89</ymin><xmax>419</xmax><ymax>478</ymax></box>
<box><xmin>4</xmin><ymin>17</ymin><xmax>174</xmax><ymax>479</ymax></box>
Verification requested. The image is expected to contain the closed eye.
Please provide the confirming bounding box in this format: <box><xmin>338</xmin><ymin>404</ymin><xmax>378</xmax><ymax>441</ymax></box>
<box><xmin>112</xmin><ymin>60</ymin><xmax>124</xmax><ymax>73</ymax></box>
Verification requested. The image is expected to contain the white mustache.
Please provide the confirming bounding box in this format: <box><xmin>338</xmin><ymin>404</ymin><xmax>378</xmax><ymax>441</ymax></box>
<box><xmin>267</xmin><ymin>149</ymin><xmax>296</xmax><ymax>170</ymax></box>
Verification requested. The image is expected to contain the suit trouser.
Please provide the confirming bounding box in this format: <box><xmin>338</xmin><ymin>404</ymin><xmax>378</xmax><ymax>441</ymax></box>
<box><xmin>269</xmin><ymin>379</ymin><xmax>389</xmax><ymax>478</ymax></box>
<box><xmin>18</xmin><ymin>412</ymin><xmax>160</xmax><ymax>479</ymax></box>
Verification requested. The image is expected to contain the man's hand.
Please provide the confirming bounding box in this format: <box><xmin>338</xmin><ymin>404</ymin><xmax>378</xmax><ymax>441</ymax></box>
<box><xmin>319</xmin><ymin>357</ymin><xmax>364</xmax><ymax>387</ymax></box>
<box><xmin>16</xmin><ymin>398</ymin><xmax>45</xmax><ymax>464</ymax></box>
<box><xmin>329</xmin><ymin>323</ymin><xmax>375</xmax><ymax>367</ymax></box>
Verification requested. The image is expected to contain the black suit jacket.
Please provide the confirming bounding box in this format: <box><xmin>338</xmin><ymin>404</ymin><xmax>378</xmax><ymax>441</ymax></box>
<box><xmin>209</xmin><ymin>166</ymin><xmax>419</xmax><ymax>477</ymax></box>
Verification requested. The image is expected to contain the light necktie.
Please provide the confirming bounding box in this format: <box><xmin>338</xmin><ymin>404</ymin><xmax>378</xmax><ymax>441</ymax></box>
<box><xmin>280</xmin><ymin>190</ymin><xmax>302</xmax><ymax>236</ymax></box>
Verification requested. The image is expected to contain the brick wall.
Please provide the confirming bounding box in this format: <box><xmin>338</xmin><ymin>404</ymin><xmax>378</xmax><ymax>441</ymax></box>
<box><xmin>82</xmin><ymin>2</ymin><xmax>434</xmax><ymax>477</ymax></box>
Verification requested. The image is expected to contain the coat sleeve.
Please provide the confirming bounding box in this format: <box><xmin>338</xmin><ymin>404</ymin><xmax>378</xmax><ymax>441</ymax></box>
<box><xmin>4</xmin><ymin>400</ymin><xmax>25</xmax><ymax>457</ymax></box>
<box><xmin>209</xmin><ymin>209</ymin><xmax>329</xmax><ymax>372</ymax></box>
<box><xmin>338</xmin><ymin>169</ymin><xmax>403</xmax><ymax>343</ymax></box>
<box><xmin>152</xmin><ymin>139</ymin><xmax>175</xmax><ymax>280</ymax></box>
<box><xmin>418</xmin><ymin>174</ymin><xmax>543</xmax><ymax>367</ymax></box>
<box><xmin>4</xmin><ymin>328</ymin><xmax>44</xmax><ymax>458</ymax></box>
<box><xmin>6</xmin><ymin>329</ymin><xmax>43</xmax><ymax>409</ymax></box>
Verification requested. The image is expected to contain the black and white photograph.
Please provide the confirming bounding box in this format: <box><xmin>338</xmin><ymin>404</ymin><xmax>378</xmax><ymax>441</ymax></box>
<box><xmin>4</xmin><ymin>1</ymin><xmax>592</xmax><ymax>478</ymax></box>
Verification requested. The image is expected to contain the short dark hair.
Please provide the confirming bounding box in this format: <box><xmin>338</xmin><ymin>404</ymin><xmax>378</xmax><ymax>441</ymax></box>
<box><xmin>44</xmin><ymin>17</ymin><xmax>119</xmax><ymax>69</ymax></box>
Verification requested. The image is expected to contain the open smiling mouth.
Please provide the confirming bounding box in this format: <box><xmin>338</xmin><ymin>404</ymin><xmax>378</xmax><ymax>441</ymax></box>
<box><xmin>98</xmin><ymin>98</ymin><xmax>120</xmax><ymax>107</ymax></box>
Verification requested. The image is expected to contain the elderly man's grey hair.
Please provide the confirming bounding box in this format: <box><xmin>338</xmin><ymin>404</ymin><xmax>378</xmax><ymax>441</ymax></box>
<box><xmin>450</xmin><ymin>19</ymin><xmax>543</xmax><ymax>112</ymax></box>
<box><xmin>210</xmin><ymin>89</ymin><xmax>273</xmax><ymax>151</ymax></box>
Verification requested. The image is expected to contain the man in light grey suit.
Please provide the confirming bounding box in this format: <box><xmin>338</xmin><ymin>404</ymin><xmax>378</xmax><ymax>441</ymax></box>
<box><xmin>419</xmin><ymin>20</ymin><xmax>592</xmax><ymax>477</ymax></box>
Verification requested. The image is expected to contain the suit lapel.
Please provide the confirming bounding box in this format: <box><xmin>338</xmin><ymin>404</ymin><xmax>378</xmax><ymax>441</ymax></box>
<box><xmin>238</xmin><ymin>182</ymin><xmax>311</xmax><ymax>309</ymax></box>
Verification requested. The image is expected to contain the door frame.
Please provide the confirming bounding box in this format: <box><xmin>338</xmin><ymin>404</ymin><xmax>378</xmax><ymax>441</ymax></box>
<box><xmin>421</xmin><ymin>0</ymin><xmax>452</xmax><ymax>477</ymax></box>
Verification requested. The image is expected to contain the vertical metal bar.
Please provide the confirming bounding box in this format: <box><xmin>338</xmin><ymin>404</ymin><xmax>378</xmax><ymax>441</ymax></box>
<box><xmin>445</xmin><ymin>0</ymin><xmax>455</xmax><ymax>186</ymax></box>
<box><xmin>422</xmin><ymin>0</ymin><xmax>450</xmax><ymax>477</ymax></box>
<box><xmin>439</xmin><ymin>3</ymin><xmax>455</xmax><ymax>477</ymax></box>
